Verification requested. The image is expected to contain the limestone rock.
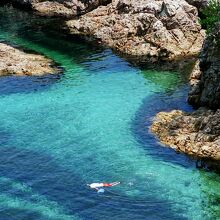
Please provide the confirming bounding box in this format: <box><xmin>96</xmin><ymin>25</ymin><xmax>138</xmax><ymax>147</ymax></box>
<box><xmin>185</xmin><ymin>0</ymin><xmax>208</xmax><ymax>10</ymax></box>
<box><xmin>32</xmin><ymin>1</ymin><xmax>75</xmax><ymax>17</ymax></box>
<box><xmin>8</xmin><ymin>0</ymin><xmax>111</xmax><ymax>17</ymax></box>
<box><xmin>0</xmin><ymin>43</ymin><xmax>60</xmax><ymax>76</ymax></box>
<box><xmin>67</xmin><ymin>0</ymin><xmax>205</xmax><ymax>61</ymax></box>
<box><xmin>151</xmin><ymin>108</ymin><xmax>220</xmax><ymax>160</ymax></box>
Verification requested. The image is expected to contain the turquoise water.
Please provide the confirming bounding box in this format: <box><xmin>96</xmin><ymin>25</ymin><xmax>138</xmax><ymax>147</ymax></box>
<box><xmin>0</xmin><ymin>6</ymin><xmax>220</xmax><ymax>220</ymax></box>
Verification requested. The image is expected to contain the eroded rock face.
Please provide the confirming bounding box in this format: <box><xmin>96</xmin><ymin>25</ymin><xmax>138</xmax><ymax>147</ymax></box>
<box><xmin>188</xmin><ymin>22</ymin><xmax>220</xmax><ymax>108</ymax></box>
<box><xmin>9</xmin><ymin>0</ymin><xmax>111</xmax><ymax>17</ymax></box>
<box><xmin>151</xmin><ymin>108</ymin><xmax>220</xmax><ymax>160</ymax></box>
<box><xmin>185</xmin><ymin>0</ymin><xmax>208</xmax><ymax>10</ymax></box>
<box><xmin>0</xmin><ymin>43</ymin><xmax>60</xmax><ymax>76</ymax></box>
<box><xmin>151</xmin><ymin>21</ymin><xmax>220</xmax><ymax>162</ymax></box>
<box><xmin>67</xmin><ymin>0</ymin><xmax>205</xmax><ymax>61</ymax></box>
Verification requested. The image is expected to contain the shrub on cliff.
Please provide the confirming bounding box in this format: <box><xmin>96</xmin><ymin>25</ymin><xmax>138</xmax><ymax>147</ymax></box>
<box><xmin>200</xmin><ymin>0</ymin><xmax>220</xmax><ymax>33</ymax></box>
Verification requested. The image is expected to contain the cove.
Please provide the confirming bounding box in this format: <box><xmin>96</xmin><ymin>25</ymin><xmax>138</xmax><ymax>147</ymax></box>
<box><xmin>0</xmin><ymin>6</ymin><xmax>220</xmax><ymax>220</ymax></box>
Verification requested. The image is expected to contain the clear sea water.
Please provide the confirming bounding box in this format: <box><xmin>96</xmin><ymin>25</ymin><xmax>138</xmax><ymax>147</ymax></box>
<box><xmin>0</xmin><ymin>6</ymin><xmax>220</xmax><ymax>220</ymax></box>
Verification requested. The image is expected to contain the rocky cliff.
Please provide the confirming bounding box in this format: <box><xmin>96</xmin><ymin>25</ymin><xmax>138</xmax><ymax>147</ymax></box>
<box><xmin>67</xmin><ymin>0</ymin><xmax>205</xmax><ymax>61</ymax></box>
<box><xmin>185</xmin><ymin>0</ymin><xmax>208</xmax><ymax>10</ymax></box>
<box><xmin>189</xmin><ymin>22</ymin><xmax>220</xmax><ymax>109</ymax></box>
<box><xmin>7</xmin><ymin>0</ymin><xmax>111</xmax><ymax>17</ymax></box>
<box><xmin>3</xmin><ymin>0</ymin><xmax>205</xmax><ymax>62</ymax></box>
<box><xmin>151</xmin><ymin>21</ymin><xmax>220</xmax><ymax>161</ymax></box>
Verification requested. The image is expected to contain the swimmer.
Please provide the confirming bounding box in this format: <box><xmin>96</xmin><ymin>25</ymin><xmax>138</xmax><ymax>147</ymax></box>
<box><xmin>87</xmin><ymin>182</ymin><xmax>120</xmax><ymax>191</ymax></box>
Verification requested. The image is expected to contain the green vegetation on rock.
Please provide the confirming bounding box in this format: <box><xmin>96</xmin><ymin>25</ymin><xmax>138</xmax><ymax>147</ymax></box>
<box><xmin>200</xmin><ymin>0</ymin><xmax>220</xmax><ymax>33</ymax></box>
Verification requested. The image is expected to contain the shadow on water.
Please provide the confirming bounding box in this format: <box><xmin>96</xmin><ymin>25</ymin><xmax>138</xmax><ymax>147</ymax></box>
<box><xmin>131</xmin><ymin>84</ymin><xmax>196</xmax><ymax>168</ymax></box>
<box><xmin>0</xmin><ymin>145</ymin><xmax>187</xmax><ymax>220</ymax></box>
<box><xmin>0</xmin><ymin>74</ymin><xmax>62</xmax><ymax>96</ymax></box>
<box><xmin>131</xmin><ymin>78</ymin><xmax>220</xmax><ymax>174</ymax></box>
<box><xmin>0</xmin><ymin>6</ymin><xmax>105</xmax><ymax>63</ymax></box>
<box><xmin>1</xmin><ymin>5</ymin><xmax>219</xmax><ymax>220</ymax></box>
<box><xmin>0</xmin><ymin>128</ymin><xmax>11</xmax><ymax>146</ymax></box>
<box><xmin>0</xmin><ymin>207</ymin><xmax>43</xmax><ymax>220</ymax></box>
<box><xmin>0</xmin><ymin>6</ymin><xmax>114</xmax><ymax>96</ymax></box>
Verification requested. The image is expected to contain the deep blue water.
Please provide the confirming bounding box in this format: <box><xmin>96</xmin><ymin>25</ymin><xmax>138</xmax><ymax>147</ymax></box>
<box><xmin>0</xmin><ymin>6</ymin><xmax>220</xmax><ymax>220</ymax></box>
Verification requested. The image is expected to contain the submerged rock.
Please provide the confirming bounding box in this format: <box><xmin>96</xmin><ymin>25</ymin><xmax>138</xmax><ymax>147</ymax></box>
<box><xmin>67</xmin><ymin>0</ymin><xmax>205</xmax><ymax>61</ymax></box>
<box><xmin>0</xmin><ymin>43</ymin><xmax>60</xmax><ymax>76</ymax></box>
<box><xmin>151</xmin><ymin>108</ymin><xmax>220</xmax><ymax>160</ymax></box>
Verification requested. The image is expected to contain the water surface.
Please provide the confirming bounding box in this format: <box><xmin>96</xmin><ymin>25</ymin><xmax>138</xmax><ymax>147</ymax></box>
<box><xmin>0</xmin><ymin>6</ymin><xmax>220</xmax><ymax>220</ymax></box>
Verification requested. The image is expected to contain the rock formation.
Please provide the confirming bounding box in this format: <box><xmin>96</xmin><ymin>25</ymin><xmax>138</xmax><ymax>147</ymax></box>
<box><xmin>67</xmin><ymin>0</ymin><xmax>205</xmax><ymax>61</ymax></box>
<box><xmin>3</xmin><ymin>0</ymin><xmax>205</xmax><ymax>61</ymax></box>
<box><xmin>151</xmin><ymin>108</ymin><xmax>220</xmax><ymax>160</ymax></box>
<box><xmin>189</xmin><ymin>22</ymin><xmax>220</xmax><ymax>109</ymax></box>
<box><xmin>2</xmin><ymin>0</ymin><xmax>220</xmax><ymax>161</ymax></box>
<box><xmin>185</xmin><ymin>0</ymin><xmax>208</xmax><ymax>11</ymax></box>
<box><xmin>0</xmin><ymin>43</ymin><xmax>60</xmax><ymax>76</ymax></box>
<box><xmin>8</xmin><ymin>0</ymin><xmax>111</xmax><ymax>18</ymax></box>
<box><xmin>151</xmin><ymin>22</ymin><xmax>220</xmax><ymax>161</ymax></box>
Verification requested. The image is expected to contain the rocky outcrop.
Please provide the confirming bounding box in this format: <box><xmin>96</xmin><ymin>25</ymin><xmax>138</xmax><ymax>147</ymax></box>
<box><xmin>151</xmin><ymin>22</ymin><xmax>220</xmax><ymax>161</ymax></box>
<box><xmin>32</xmin><ymin>1</ymin><xmax>76</xmax><ymax>17</ymax></box>
<box><xmin>188</xmin><ymin>22</ymin><xmax>220</xmax><ymax>108</ymax></box>
<box><xmin>4</xmin><ymin>0</ymin><xmax>205</xmax><ymax>60</ymax></box>
<box><xmin>185</xmin><ymin>0</ymin><xmax>208</xmax><ymax>11</ymax></box>
<box><xmin>8</xmin><ymin>0</ymin><xmax>111</xmax><ymax>17</ymax></box>
<box><xmin>189</xmin><ymin>59</ymin><xmax>202</xmax><ymax>87</ymax></box>
<box><xmin>151</xmin><ymin>108</ymin><xmax>220</xmax><ymax>160</ymax></box>
<box><xmin>66</xmin><ymin>0</ymin><xmax>205</xmax><ymax>61</ymax></box>
<box><xmin>0</xmin><ymin>43</ymin><xmax>60</xmax><ymax>76</ymax></box>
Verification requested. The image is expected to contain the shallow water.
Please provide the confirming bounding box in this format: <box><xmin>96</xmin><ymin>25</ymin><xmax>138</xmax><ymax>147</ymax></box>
<box><xmin>0</xmin><ymin>6</ymin><xmax>220</xmax><ymax>220</ymax></box>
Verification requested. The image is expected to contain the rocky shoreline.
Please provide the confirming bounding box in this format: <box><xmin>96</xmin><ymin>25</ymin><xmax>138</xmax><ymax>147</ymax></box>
<box><xmin>0</xmin><ymin>43</ymin><xmax>60</xmax><ymax>76</ymax></box>
<box><xmin>151</xmin><ymin>22</ymin><xmax>220</xmax><ymax>161</ymax></box>
<box><xmin>2</xmin><ymin>1</ymin><xmax>220</xmax><ymax>162</ymax></box>
<box><xmin>66</xmin><ymin>0</ymin><xmax>205</xmax><ymax>62</ymax></box>
<box><xmin>2</xmin><ymin>0</ymin><xmax>205</xmax><ymax>62</ymax></box>
<box><xmin>151</xmin><ymin>108</ymin><xmax>220</xmax><ymax>160</ymax></box>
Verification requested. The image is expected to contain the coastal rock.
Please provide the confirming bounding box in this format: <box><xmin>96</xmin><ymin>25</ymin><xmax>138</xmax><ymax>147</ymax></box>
<box><xmin>8</xmin><ymin>0</ymin><xmax>111</xmax><ymax>17</ymax></box>
<box><xmin>151</xmin><ymin>108</ymin><xmax>220</xmax><ymax>160</ymax></box>
<box><xmin>151</xmin><ymin>21</ymin><xmax>220</xmax><ymax>162</ymax></box>
<box><xmin>188</xmin><ymin>22</ymin><xmax>220</xmax><ymax>108</ymax></box>
<box><xmin>0</xmin><ymin>43</ymin><xmax>60</xmax><ymax>76</ymax></box>
<box><xmin>32</xmin><ymin>1</ymin><xmax>75</xmax><ymax>17</ymax></box>
<box><xmin>67</xmin><ymin>0</ymin><xmax>205</xmax><ymax>61</ymax></box>
<box><xmin>189</xmin><ymin>59</ymin><xmax>201</xmax><ymax>86</ymax></box>
<box><xmin>185</xmin><ymin>0</ymin><xmax>208</xmax><ymax>10</ymax></box>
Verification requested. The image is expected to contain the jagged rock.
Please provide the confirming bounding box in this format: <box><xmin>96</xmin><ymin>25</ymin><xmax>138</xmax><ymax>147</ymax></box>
<box><xmin>151</xmin><ymin>108</ymin><xmax>220</xmax><ymax>160</ymax></box>
<box><xmin>185</xmin><ymin>0</ymin><xmax>208</xmax><ymax>10</ymax></box>
<box><xmin>188</xmin><ymin>22</ymin><xmax>220</xmax><ymax>108</ymax></box>
<box><xmin>4</xmin><ymin>0</ymin><xmax>38</xmax><ymax>8</ymax></box>
<box><xmin>67</xmin><ymin>0</ymin><xmax>205</xmax><ymax>61</ymax></box>
<box><xmin>189</xmin><ymin>60</ymin><xmax>201</xmax><ymax>85</ymax></box>
<box><xmin>0</xmin><ymin>43</ymin><xmax>60</xmax><ymax>76</ymax></box>
<box><xmin>32</xmin><ymin>1</ymin><xmax>75</xmax><ymax>17</ymax></box>
<box><xmin>5</xmin><ymin>0</ymin><xmax>205</xmax><ymax>60</ymax></box>
<box><xmin>8</xmin><ymin>0</ymin><xmax>111</xmax><ymax>17</ymax></box>
<box><xmin>151</xmin><ymin>18</ymin><xmax>220</xmax><ymax>162</ymax></box>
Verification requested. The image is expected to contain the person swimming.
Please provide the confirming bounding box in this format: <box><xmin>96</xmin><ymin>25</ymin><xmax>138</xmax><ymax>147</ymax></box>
<box><xmin>87</xmin><ymin>182</ymin><xmax>120</xmax><ymax>192</ymax></box>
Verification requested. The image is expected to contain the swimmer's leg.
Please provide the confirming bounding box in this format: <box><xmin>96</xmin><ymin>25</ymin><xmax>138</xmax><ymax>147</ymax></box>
<box><xmin>110</xmin><ymin>182</ymin><xmax>120</xmax><ymax>186</ymax></box>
